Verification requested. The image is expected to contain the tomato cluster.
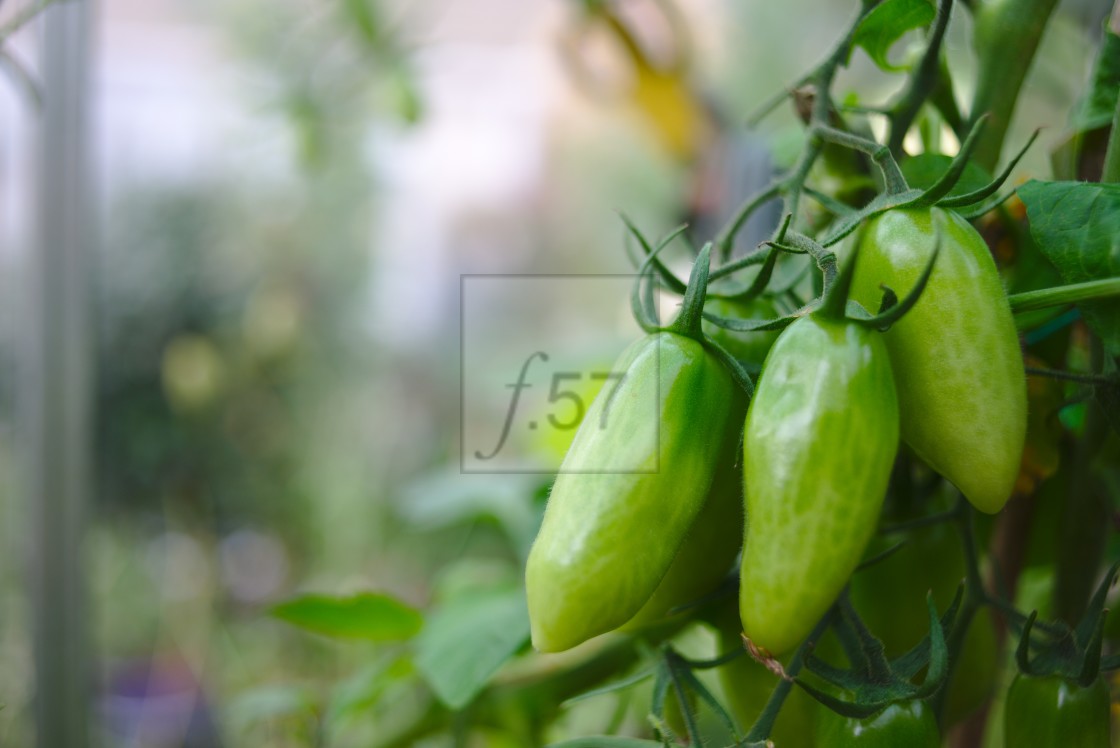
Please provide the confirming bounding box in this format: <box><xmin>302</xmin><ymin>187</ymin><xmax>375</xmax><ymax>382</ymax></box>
<box><xmin>527</xmin><ymin>204</ymin><xmax>1025</xmax><ymax>646</ymax></box>
<box><xmin>520</xmin><ymin>201</ymin><xmax>1056</xmax><ymax>741</ymax></box>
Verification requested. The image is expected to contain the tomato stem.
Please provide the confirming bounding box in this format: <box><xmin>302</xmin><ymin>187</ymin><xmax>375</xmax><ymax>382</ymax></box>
<box><xmin>887</xmin><ymin>0</ymin><xmax>953</xmax><ymax>157</ymax></box>
<box><xmin>1007</xmin><ymin>277</ymin><xmax>1120</xmax><ymax>313</ymax></box>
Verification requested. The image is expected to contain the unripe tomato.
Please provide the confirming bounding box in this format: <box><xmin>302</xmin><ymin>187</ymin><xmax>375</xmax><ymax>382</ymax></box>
<box><xmin>526</xmin><ymin>332</ymin><xmax>743</xmax><ymax>652</ymax></box>
<box><xmin>740</xmin><ymin>315</ymin><xmax>899</xmax><ymax>655</ymax></box>
<box><xmin>847</xmin><ymin>207</ymin><xmax>1026</xmax><ymax>514</ymax></box>
<box><xmin>1004</xmin><ymin>674</ymin><xmax>1112</xmax><ymax>748</ymax></box>
<box><xmin>622</xmin><ymin>452</ymin><xmax>742</xmax><ymax>629</ymax></box>
<box><xmin>815</xmin><ymin>700</ymin><xmax>940</xmax><ymax>747</ymax></box>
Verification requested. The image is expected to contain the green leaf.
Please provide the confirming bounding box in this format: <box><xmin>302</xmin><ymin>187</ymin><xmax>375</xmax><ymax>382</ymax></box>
<box><xmin>851</xmin><ymin>0</ymin><xmax>935</xmax><ymax>72</ymax></box>
<box><xmin>1019</xmin><ymin>180</ymin><xmax>1120</xmax><ymax>353</ymax></box>
<box><xmin>342</xmin><ymin>0</ymin><xmax>382</xmax><ymax>51</ymax></box>
<box><xmin>901</xmin><ymin>153</ymin><xmax>992</xmax><ymax>198</ymax></box>
<box><xmin>1073</xmin><ymin>29</ymin><xmax>1120</xmax><ymax>132</ymax></box>
<box><xmin>272</xmin><ymin>592</ymin><xmax>422</xmax><ymax>641</ymax></box>
<box><xmin>228</xmin><ymin>684</ymin><xmax>318</xmax><ymax>730</ymax></box>
<box><xmin>325</xmin><ymin>655</ymin><xmax>414</xmax><ymax>727</ymax></box>
<box><xmin>413</xmin><ymin>587</ymin><xmax>530</xmax><ymax>710</ymax></box>
<box><xmin>546</xmin><ymin>739</ymin><xmax>665</xmax><ymax>748</ymax></box>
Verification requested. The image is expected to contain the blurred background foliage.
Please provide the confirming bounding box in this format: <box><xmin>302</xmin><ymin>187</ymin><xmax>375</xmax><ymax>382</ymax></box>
<box><xmin>0</xmin><ymin>0</ymin><xmax>1115</xmax><ymax>745</ymax></box>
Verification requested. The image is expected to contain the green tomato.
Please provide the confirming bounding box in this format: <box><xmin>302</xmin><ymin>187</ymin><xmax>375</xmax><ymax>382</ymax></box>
<box><xmin>740</xmin><ymin>315</ymin><xmax>899</xmax><ymax>655</ymax></box>
<box><xmin>847</xmin><ymin>207</ymin><xmax>1026</xmax><ymax>514</ymax></box>
<box><xmin>1004</xmin><ymin>674</ymin><xmax>1112</xmax><ymax>748</ymax></box>
<box><xmin>526</xmin><ymin>332</ymin><xmax>744</xmax><ymax>652</ymax></box>
<box><xmin>815</xmin><ymin>700</ymin><xmax>940</xmax><ymax>747</ymax></box>
<box><xmin>702</xmin><ymin>296</ymin><xmax>782</xmax><ymax>365</ymax></box>
<box><xmin>621</xmin><ymin>451</ymin><xmax>742</xmax><ymax>630</ymax></box>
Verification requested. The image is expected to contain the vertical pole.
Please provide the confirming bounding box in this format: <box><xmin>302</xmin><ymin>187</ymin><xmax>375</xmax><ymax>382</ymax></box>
<box><xmin>26</xmin><ymin>0</ymin><xmax>93</xmax><ymax>745</ymax></box>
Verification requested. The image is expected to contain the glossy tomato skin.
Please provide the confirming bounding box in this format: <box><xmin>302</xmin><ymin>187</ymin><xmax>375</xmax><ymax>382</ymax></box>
<box><xmin>816</xmin><ymin>701</ymin><xmax>940</xmax><ymax>747</ymax></box>
<box><xmin>526</xmin><ymin>332</ymin><xmax>743</xmax><ymax>652</ymax></box>
<box><xmin>740</xmin><ymin>315</ymin><xmax>899</xmax><ymax>655</ymax></box>
<box><xmin>848</xmin><ymin>207</ymin><xmax>1026</xmax><ymax>514</ymax></box>
<box><xmin>621</xmin><ymin>447</ymin><xmax>743</xmax><ymax>629</ymax></box>
<box><xmin>1004</xmin><ymin>674</ymin><xmax>1112</xmax><ymax>748</ymax></box>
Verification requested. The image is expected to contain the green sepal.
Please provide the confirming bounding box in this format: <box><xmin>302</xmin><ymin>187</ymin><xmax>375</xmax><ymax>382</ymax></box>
<box><xmin>909</xmin><ymin>115</ymin><xmax>988</xmax><ymax>207</ymax></box>
<box><xmin>937</xmin><ymin>129</ymin><xmax>1039</xmax><ymax>208</ymax></box>
<box><xmin>801</xmin><ymin>593</ymin><xmax>953</xmax><ymax>715</ymax></box>
<box><xmin>667</xmin><ymin>243</ymin><xmax>712</xmax><ymax>340</ymax></box>
<box><xmin>665</xmin><ymin>648</ymin><xmax>742</xmax><ymax>742</ymax></box>
<box><xmin>1013</xmin><ymin>562</ymin><xmax>1120</xmax><ymax>684</ymax></box>
<box><xmin>850</xmin><ymin>229</ymin><xmax>940</xmax><ymax>330</ymax></box>
<box><xmin>622</xmin><ymin>214</ymin><xmax>688</xmax><ymax>294</ymax></box>
<box><xmin>820</xmin><ymin>188</ymin><xmax>925</xmax><ymax>248</ymax></box>
<box><xmin>628</xmin><ymin>225</ymin><xmax>689</xmax><ymax>332</ymax></box>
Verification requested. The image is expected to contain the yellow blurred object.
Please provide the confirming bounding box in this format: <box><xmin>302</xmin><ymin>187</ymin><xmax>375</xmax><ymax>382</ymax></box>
<box><xmin>161</xmin><ymin>334</ymin><xmax>226</xmax><ymax>411</ymax></box>
<box><xmin>564</xmin><ymin>0</ymin><xmax>711</xmax><ymax>162</ymax></box>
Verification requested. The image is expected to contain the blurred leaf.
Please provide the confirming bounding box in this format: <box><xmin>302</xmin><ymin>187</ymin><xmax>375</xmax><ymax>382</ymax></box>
<box><xmin>901</xmin><ymin>153</ymin><xmax>992</xmax><ymax>197</ymax></box>
<box><xmin>272</xmin><ymin>592</ymin><xmax>422</xmax><ymax>641</ymax></box>
<box><xmin>851</xmin><ymin>0</ymin><xmax>935</xmax><ymax>72</ymax></box>
<box><xmin>413</xmin><ymin>587</ymin><xmax>530</xmax><ymax>710</ymax></box>
<box><xmin>546</xmin><ymin>740</ymin><xmax>664</xmax><ymax>747</ymax></box>
<box><xmin>342</xmin><ymin>0</ymin><xmax>382</xmax><ymax>50</ymax></box>
<box><xmin>1019</xmin><ymin>180</ymin><xmax>1120</xmax><ymax>354</ymax></box>
<box><xmin>326</xmin><ymin>655</ymin><xmax>414</xmax><ymax>727</ymax></box>
<box><xmin>228</xmin><ymin>684</ymin><xmax>318</xmax><ymax>729</ymax></box>
<box><xmin>1073</xmin><ymin>29</ymin><xmax>1120</xmax><ymax>132</ymax></box>
<box><xmin>398</xmin><ymin>469</ymin><xmax>545</xmax><ymax>560</ymax></box>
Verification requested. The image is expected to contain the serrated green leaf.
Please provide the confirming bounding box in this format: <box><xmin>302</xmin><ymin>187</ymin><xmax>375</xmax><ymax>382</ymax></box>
<box><xmin>546</xmin><ymin>739</ymin><xmax>664</xmax><ymax>747</ymax></box>
<box><xmin>413</xmin><ymin>587</ymin><xmax>529</xmax><ymax>710</ymax></box>
<box><xmin>851</xmin><ymin>0</ymin><xmax>935</xmax><ymax>72</ymax></box>
<box><xmin>1019</xmin><ymin>180</ymin><xmax>1120</xmax><ymax>354</ymax></box>
<box><xmin>272</xmin><ymin>592</ymin><xmax>422</xmax><ymax>641</ymax></box>
<box><xmin>901</xmin><ymin>153</ymin><xmax>992</xmax><ymax>197</ymax></box>
<box><xmin>1073</xmin><ymin>29</ymin><xmax>1120</xmax><ymax>132</ymax></box>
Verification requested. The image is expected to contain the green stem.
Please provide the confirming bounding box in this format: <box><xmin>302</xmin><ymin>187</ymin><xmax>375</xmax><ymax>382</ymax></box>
<box><xmin>934</xmin><ymin>502</ymin><xmax>985</xmax><ymax>722</ymax></box>
<box><xmin>888</xmin><ymin>0</ymin><xmax>954</xmax><ymax>156</ymax></box>
<box><xmin>1007</xmin><ymin>277</ymin><xmax>1120</xmax><ymax>313</ymax></box>
<box><xmin>744</xmin><ymin>615</ymin><xmax>832</xmax><ymax>743</ymax></box>
<box><xmin>1025</xmin><ymin>366</ymin><xmax>1116</xmax><ymax>386</ymax></box>
<box><xmin>1102</xmin><ymin>92</ymin><xmax>1120</xmax><ymax>183</ymax></box>
<box><xmin>1054</xmin><ymin>339</ymin><xmax>1111</xmax><ymax>626</ymax></box>
<box><xmin>967</xmin><ymin>0</ymin><xmax>1060</xmax><ymax>171</ymax></box>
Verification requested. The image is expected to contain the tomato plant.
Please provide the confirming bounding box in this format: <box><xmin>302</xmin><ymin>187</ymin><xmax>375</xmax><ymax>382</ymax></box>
<box><xmin>267</xmin><ymin>2</ymin><xmax>1120</xmax><ymax>746</ymax></box>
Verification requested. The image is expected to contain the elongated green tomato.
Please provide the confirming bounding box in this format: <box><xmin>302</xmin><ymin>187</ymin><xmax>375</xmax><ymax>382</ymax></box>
<box><xmin>1004</xmin><ymin>674</ymin><xmax>1112</xmax><ymax>748</ymax></box>
<box><xmin>702</xmin><ymin>296</ymin><xmax>781</xmax><ymax>366</ymax></box>
<box><xmin>621</xmin><ymin>448</ymin><xmax>743</xmax><ymax>630</ymax></box>
<box><xmin>848</xmin><ymin>207</ymin><xmax>1026</xmax><ymax>514</ymax></box>
<box><xmin>526</xmin><ymin>331</ymin><xmax>742</xmax><ymax>652</ymax></box>
<box><xmin>815</xmin><ymin>700</ymin><xmax>940</xmax><ymax>747</ymax></box>
<box><xmin>740</xmin><ymin>315</ymin><xmax>899</xmax><ymax>655</ymax></box>
<box><xmin>714</xmin><ymin>609</ymin><xmax>816</xmax><ymax>747</ymax></box>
